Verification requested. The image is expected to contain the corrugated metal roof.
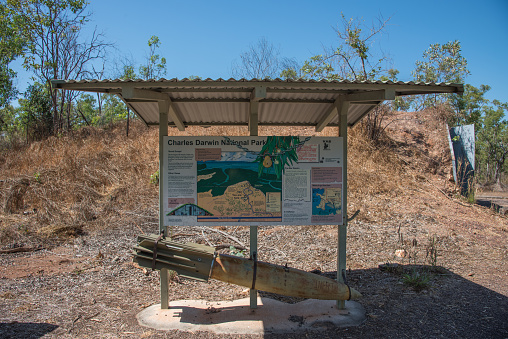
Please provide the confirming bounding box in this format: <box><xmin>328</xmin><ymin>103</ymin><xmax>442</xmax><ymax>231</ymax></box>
<box><xmin>51</xmin><ymin>78</ymin><xmax>463</xmax><ymax>129</ymax></box>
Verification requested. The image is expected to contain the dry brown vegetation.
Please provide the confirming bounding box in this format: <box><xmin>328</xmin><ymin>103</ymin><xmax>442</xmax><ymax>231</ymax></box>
<box><xmin>0</xmin><ymin>110</ymin><xmax>507</xmax><ymax>338</ymax></box>
<box><xmin>0</xmin><ymin>112</ymin><xmax>454</xmax><ymax>247</ymax></box>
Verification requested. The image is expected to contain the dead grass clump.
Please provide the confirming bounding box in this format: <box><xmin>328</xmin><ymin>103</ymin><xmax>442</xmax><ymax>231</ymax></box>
<box><xmin>37</xmin><ymin>223</ymin><xmax>84</xmax><ymax>238</ymax></box>
<box><xmin>382</xmin><ymin>109</ymin><xmax>453</xmax><ymax>178</ymax></box>
<box><xmin>347</xmin><ymin>126</ymin><xmax>411</xmax><ymax>221</ymax></box>
<box><xmin>70</xmin><ymin>199</ymin><xmax>97</xmax><ymax>222</ymax></box>
<box><xmin>4</xmin><ymin>178</ymin><xmax>30</xmax><ymax>213</ymax></box>
<box><xmin>0</xmin><ymin>120</ymin><xmax>160</xmax><ymax>246</ymax></box>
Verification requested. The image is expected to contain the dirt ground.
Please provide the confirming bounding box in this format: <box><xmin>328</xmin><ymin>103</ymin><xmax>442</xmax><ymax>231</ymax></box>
<box><xmin>1</xmin><ymin>114</ymin><xmax>507</xmax><ymax>338</ymax></box>
<box><xmin>0</xmin><ymin>190</ymin><xmax>507</xmax><ymax>338</ymax></box>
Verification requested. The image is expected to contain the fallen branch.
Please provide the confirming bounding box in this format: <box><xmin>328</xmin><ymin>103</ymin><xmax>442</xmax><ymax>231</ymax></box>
<box><xmin>201</xmin><ymin>230</ymin><xmax>215</xmax><ymax>247</ymax></box>
<box><xmin>0</xmin><ymin>246</ymin><xmax>42</xmax><ymax>254</ymax></box>
<box><xmin>201</xmin><ymin>226</ymin><xmax>246</xmax><ymax>248</ymax></box>
<box><xmin>135</xmin><ymin>223</ymin><xmax>145</xmax><ymax>235</ymax></box>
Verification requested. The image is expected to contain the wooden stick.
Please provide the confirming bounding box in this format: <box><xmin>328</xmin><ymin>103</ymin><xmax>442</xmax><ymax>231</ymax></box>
<box><xmin>201</xmin><ymin>226</ymin><xmax>246</xmax><ymax>248</ymax></box>
<box><xmin>0</xmin><ymin>247</ymin><xmax>41</xmax><ymax>254</ymax></box>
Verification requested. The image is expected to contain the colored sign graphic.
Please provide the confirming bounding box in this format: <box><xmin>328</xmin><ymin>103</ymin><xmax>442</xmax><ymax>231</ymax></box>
<box><xmin>162</xmin><ymin>136</ymin><xmax>343</xmax><ymax>226</ymax></box>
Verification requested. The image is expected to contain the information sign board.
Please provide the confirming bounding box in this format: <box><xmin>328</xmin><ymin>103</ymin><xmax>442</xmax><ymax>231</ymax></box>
<box><xmin>162</xmin><ymin>136</ymin><xmax>343</xmax><ymax>226</ymax></box>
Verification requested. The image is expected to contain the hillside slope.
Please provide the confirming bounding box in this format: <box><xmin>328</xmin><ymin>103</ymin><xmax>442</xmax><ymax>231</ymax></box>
<box><xmin>0</xmin><ymin>111</ymin><xmax>507</xmax><ymax>338</ymax></box>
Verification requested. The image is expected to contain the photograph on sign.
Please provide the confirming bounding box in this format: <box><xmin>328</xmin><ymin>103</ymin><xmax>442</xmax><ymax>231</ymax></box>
<box><xmin>163</xmin><ymin>136</ymin><xmax>343</xmax><ymax>226</ymax></box>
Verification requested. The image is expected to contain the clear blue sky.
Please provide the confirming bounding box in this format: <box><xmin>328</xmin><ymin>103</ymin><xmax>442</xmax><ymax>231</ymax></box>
<box><xmin>12</xmin><ymin>0</ymin><xmax>508</xmax><ymax>105</ymax></box>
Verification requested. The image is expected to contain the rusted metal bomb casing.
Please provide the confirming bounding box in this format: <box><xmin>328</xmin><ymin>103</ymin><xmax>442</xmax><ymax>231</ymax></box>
<box><xmin>211</xmin><ymin>253</ymin><xmax>362</xmax><ymax>300</ymax></box>
<box><xmin>133</xmin><ymin>234</ymin><xmax>361</xmax><ymax>301</ymax></box>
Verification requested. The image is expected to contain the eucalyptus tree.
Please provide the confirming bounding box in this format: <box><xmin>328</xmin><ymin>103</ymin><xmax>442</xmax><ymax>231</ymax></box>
<box><xmin>18</xmin><ymin>82</ymin><xmax>53</xmax><ymax>142</ymax></box>
<box><xmin>232</xmin><ymin>37</ymin><xmax>296</xmax><ymax>80</ymax></box>
<box><xmin>297</xmin><ymin>13</ymin><xmax>392</xmax><ymax>82</ymax></box>
<box><xmin>139</xmin><ymin>36</ymin><xmax>167</xmax><ymax>80</ymax></box>
<box><xmin>5</xmin><ymin>0</ymin><xmax>111</xmax><ymax>133</ymax></box>
<box><xmin>286</xmin><ymin>13</ymin><xmax>396</xmax><ymax>142</ymax></box>
<box><xmin>412</xmin><ymin>40</ymin><xmax>470</xmax><ymax>111</ymax></box>
<box><xmin>477</xmin><ymin>100</ymin><xmax>508</xmax><ymax>186</ymax></box>
<box><xmin>0</xmin><ymin>1</ymin><xmax>29</xmax><ymax>108</ymax></box>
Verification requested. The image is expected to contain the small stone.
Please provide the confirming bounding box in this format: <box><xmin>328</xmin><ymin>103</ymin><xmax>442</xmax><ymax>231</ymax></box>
<box><xmin>395</xmin><ymin>249</ymin><xmax>407</xmax><ymax>258</ymax></box>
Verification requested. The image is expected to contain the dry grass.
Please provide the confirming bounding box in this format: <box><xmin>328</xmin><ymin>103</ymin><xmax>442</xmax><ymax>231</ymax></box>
<box><xmin>0</xmin><ymin>122</ymin><xmax>158</xmax><ymax>246</ymax></box>
<box><xmin>0</xmin><ymin>110</ymin><xmax>479</xmax><ymax>248</ymax></box>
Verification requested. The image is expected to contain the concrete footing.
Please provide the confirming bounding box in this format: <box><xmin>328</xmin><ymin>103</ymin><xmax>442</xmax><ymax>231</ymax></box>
<box><xmin>137</xmin><ymin>297</ymin><xmax>365</xmax><ymax>335</ymax></box>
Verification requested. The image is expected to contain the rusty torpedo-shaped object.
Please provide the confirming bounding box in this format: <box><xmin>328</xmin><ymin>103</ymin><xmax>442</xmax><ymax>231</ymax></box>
<box><xmin>133</xmin><ymin>234</ymin><xmax>361</xmax><ymax>301</ymax></box>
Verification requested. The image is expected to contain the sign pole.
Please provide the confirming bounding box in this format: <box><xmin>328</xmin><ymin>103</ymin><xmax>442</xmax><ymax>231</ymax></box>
<box><xmin>249</xmin><ymin>97</ymin><xmax>259</xmax><ymax>309</ymax></box>
<box><xmin>337</xmin><ymin>100</ymin><xmax>349</xmax><ymax>310</ymax></box>
<box><xmin>159</xmin><ymin>100</ymin><xmax>169</xmax><ymax>310</ymax></box>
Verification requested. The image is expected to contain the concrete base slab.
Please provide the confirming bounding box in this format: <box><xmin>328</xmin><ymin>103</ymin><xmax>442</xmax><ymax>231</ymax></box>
<box><xmin>137</xmin><ymin>297</ymin><xmax>365</xmax><ymax>335</ymax></box>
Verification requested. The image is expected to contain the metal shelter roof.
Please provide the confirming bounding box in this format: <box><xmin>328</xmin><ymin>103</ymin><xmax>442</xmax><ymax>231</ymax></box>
<box><xmin>51</xmin><ymin>78</ymin><xmax>463</xmax><ymax>132</ymax></box>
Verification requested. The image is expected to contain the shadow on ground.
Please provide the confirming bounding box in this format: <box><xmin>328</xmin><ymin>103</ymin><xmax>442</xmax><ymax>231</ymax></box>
<box><xmin>258</xmin><ymin>265</ymin><xmax>508</xmax><ymax>338</ymax></box>
<box><xmin>139</xmin><ymin>265</ymin><xmax>507</xmax><ymax>338</ymax></box>
<box><xmin>0</xmin><ymin>322</ymin><xmax>58</xmax><ymax>339</ymax></box>
<box><xmin>476</xmin><ymin>197</ymin><xmax>507</xmax><ymax>215</ymax></box>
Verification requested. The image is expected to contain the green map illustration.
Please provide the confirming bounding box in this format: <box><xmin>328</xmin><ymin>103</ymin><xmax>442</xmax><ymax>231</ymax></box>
<box><xmin>196</xmin><ymin>155</ymin><xmax>282</xmax><ymax>222</ymax></box>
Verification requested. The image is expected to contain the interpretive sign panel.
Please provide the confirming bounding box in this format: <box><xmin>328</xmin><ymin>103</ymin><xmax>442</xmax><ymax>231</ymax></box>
<box><xmin>162</xmin><ymin>136</ymin><xmax>343</xmax><ymax>226</ymax></box>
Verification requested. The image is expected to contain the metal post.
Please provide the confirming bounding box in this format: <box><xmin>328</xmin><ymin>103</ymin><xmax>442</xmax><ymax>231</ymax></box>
<box><xmin>249</xmin><ymin>99</ymin><xmax>259</xmax><ymax>309</ymax></box>
<box><xmin>159</xmin><ymin>100</ymin><xmax>169</xmax><ymax>309</ymax></box>
<box><xmin>337</xmin><ymin>100</ymin><xmax>349</xmax><ymax>310</ymax></box>
<box><xmin>249</xmin><ymin>226</ymin><xmax>258</xmax><ymax>309</ymax></box>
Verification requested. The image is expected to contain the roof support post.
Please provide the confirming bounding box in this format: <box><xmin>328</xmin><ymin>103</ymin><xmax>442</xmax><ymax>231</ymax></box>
<box><xmin>249</xmin><ymin>101</ymin><xmax>259</xmax><ymax>137</ymax></box>
<box><xmin>158</xmin><ymin>100</ymin><xmax>170</xmax><ymax>310</ymax></box>
<box><xmin>316</xmin><ymin>97</ymin><xmax>342</xmax><ymax>132</ymax></box>
<box><xmin>249</xmin><ymin>86</ymin><xmax>265</xmax><ymax>136</ymax></box>
<box><xmin>337</xmin><ymin>99</ymin><xmax>350</xmax><ymax>310</ymax></box>
<box><xmin>316</xmin><ymin>89</ymin><xmax>396</xmax><ymax>132</ymax></box>
<box><xmin>249</xmin><ymin>87</ymin><xmax>263</xmax><ymax>309</ymax></box>
<box><xmin>122</xmin><ymin>88</ymin><xmax>185</xmax><ymax>131</ymax></box>
<box><xmin>167</xmin><ymin>98</ymin><xmax>186</xmax><ymax>131</ymax></box>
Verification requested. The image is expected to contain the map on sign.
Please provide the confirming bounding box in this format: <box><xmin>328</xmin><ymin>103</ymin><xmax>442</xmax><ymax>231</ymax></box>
<box><xmin>196</xmin><ymin>152</ymin><xmax>282</xmax><ymax>222</ymax></box>
<box><xmin>162</xmin><ymin>136</ymin><xmax>343</xmax><ymax>226</ymax></box>
<box><xmin>312</xmin><ymin>187</ymin><xmax>341</xmax><ymax>216</ymax></box>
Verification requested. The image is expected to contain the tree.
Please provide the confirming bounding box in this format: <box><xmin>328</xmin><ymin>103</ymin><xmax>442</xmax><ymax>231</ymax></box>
<box><xmin>477</xmin><ymin>100</ymin><xmax>508</xmax><ymax>186</ymax></box>
<box><xmin>139</xmin><ymin>36</ymin><xmax>167</xmax><ymax>80</ymax></box>
<box><xmin>74</xmin><ymin>92</ymin><xmax>128</xmax><ymax>128</ymax></box>
<box><xmin>0</xmin><ymin>104</ymin><xmax>19</xmax><ymax>141</ymax></box>
<box><xmin>120</xmin><ymin>64</ymin><xmax>136</xmax><ymax>135</ymax></box>
<box><xmin>75</xmin><ymin>93</ymin><xmax>96</xmax><ymax>126</ymax></box>
<box><xmin>122</xmin><ymin>65</ymin><xmax>137</xmax><ymax>80</ymax></box>
<box><xmin>232</xmin><ymin>37</ymin><xmax>296</xmax><ymax>79</ymax></box>
<box><xmin>289</xmin><ymin>13</ymin><xmax>394</xmax><ymax>142</ymax></box>
<box><xmin>297</xmin><ymin>13</ymin><xmax>392</xmax><ymax>82</ymax></box>
<box><xmin>450</xmin><ymin>83</ymin><xmax>490</xmax><ymax>127</ymax></box>
<box><xmin>0</xmin><ymin>2</ymin><xmax>29</xmax><ymax>108</ymax></box>
<box><xmin>100</xmin><ymin>94</ymin><xmax>128</xmax><ymax>125</ymax></box>
<box><xmin>412</xmin><ymin>40</ymin><xmax>470</xmax><ymax>110</ymax></box>
<box><xmin>5</xmin><ymin>0</ymin><xmax>110</xmax><ymax>134</ymax></box>
<box><xmin>18</xmin><ymin>82</ymin><xmax>53</xmax><ymax>142</ymax></box>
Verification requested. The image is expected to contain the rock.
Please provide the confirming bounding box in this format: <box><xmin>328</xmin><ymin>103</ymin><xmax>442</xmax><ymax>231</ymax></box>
<box><xmin>395</xmin><ymin>249</ymin><xmax>407</xmax><ymax>258</ymax></box>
